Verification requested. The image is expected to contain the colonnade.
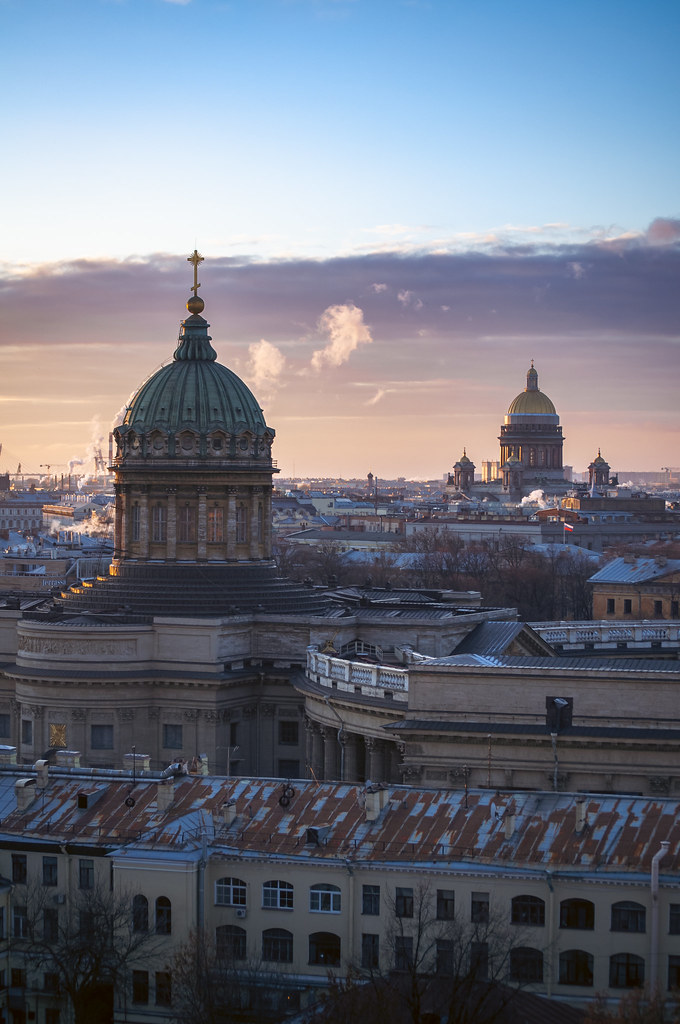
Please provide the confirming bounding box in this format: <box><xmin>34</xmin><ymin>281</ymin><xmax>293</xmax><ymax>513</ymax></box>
<box><xmin>304</xmin><ymin>719</ymin><xmax>402</xmax><ymax>784</ymax></box>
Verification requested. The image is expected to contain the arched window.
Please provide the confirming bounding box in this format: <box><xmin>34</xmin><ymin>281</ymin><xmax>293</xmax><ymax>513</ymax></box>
<box><xmin>560</xmin><ymin>898</ymin><xmax>594</xmax><ymax>930</ymax></box>
<box><xmin>262</xmin><ymin>880</ymin><xmax>293</xmax><ymax>910</ymax></box>
<box><xmin>559</xmin><ymin>949</ymin><xmax>593</xmax><ymax>986</ymax></box>
<box><xmin>610</xmin><ymin>952</ymin><xmax>645</xmax><ymax>988</ymax></box>
<box><xmin>132</xmin><ymin>895</ymin><xmax>148</xmax><ymax>933</ymax></box>
<box><xmin>511</xmin><ymin>895</ymin><xmax>545</xmax><ymax>926</ymax></box>
<box><xmin>215</xmin><ymin>877</ymin><xmax>247</xmax><ymax>907</ymax></box>
<box><xmin>611</xmin><ymin>901</ymin><xmax>646</xmax><ymax>933</ymax></box>
<box><xmin>309</xmin><ymin>931</ymin><xmax>341</xmax><ymax>966</ymax></box>
<box><xmin>510</xmin><ymin>947</ymin><xmax>543</xmax><ymax>983</ymax></box>
<box><xmin>262</xmin><ymin>928</ymin><xmax>293</xmax><ymax>963</ymax></box>
<box><xmin>216</xmin><ymin>924</ymin><xmax>246</xmax><ymax>961</ymax></box>
<box><xmin>310</xmin><ymin>884</ymin><xmax>341</xmax><ymax>913</ymax></box>
<box><xmin>155</xmin><ymin>896</ymin><xmax>171</xmax><ymax>935</ymax></box>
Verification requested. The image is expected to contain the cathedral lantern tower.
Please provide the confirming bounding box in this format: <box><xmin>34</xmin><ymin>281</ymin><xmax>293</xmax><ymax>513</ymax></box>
<box><xmin>452</xmin><ymin>449</ymin><xmax>475</xmax><ymax>492</ymax></box>
<box><xmin>588</xmin><ymin>449</ymin><xmax>610</xmax><ymax>491</ymax></box>
<box><xmin>499</xmin><ymin>362</ymin><xmax>565</xmax><ymax>491</ymax></box>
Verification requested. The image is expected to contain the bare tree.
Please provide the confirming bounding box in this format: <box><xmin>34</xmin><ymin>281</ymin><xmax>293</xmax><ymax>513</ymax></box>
<box><xmin>305</xmin><ymin>883</ymin><xmax>549</xmax><ymax>1024</ymax></box>
<box><xmin>584</xmin><ymin>988</ymin><xmax>680</xmax><ymax>1023</ymax></box>
<box><xmin>19</xmin><ymin>881</ymin><xmax>160</xmax><ymax>1024</ymax></box>
<box><xmin>167</xmin><ymin>928</ymin><xmax>299</xmax><ymax>1024</ymax></box>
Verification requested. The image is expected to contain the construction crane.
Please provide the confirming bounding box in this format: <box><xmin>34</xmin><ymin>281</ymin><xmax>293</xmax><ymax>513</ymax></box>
<box><xmin>40</xmin><ymin>464</ymin><xmax>65</xmax><ymax>489</ymax></box>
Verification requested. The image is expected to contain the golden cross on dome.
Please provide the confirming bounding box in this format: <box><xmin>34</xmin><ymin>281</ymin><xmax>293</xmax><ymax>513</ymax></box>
<box><xmin>187</xmin><ymin>249</ymin><xmax>204</xmax><ymax>297</ymax></box>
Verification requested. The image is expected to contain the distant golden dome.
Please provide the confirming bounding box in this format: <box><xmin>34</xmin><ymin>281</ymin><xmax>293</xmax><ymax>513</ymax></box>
<box><xmin>506</xmin><ymin>363</ymin><xmax>557</xmax><ymax>418</ymax></box>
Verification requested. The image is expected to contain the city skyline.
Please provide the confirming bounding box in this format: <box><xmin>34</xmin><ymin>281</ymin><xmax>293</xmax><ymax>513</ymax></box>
<box><xmin>1</xmin><ymin>0</ymin><xmax>678</xmax><ymax>480</ymax></box>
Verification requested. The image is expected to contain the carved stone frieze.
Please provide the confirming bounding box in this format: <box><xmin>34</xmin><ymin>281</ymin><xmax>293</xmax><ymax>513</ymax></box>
<box><xmin>71</xmin><ymin>708</ymin><xmax>87</xmax><ymax>722</ymax></box>
<box><xmin>183</xmin><ymin>709</ymin><xmax>200</xmax><ymax>722</ymax></box>
<box><xmin>147</xmin><ymin>707</ymin><xmax>161</xmax><ymax>721</ymax></box>
<box><xmin>18</xmin><ymin>636</ymin><xmax>135</xmax><ymax>657</ymax></box>
<box><xmin>116</xmin><ymin>708</ymin><xmax>135</xmax><ymax>722</ymax></box>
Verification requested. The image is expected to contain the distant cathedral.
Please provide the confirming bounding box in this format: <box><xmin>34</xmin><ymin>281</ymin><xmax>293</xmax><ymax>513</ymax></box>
<box><xmin>448</xmin><ymin>362</ymin><xmax>568</xmax><ymax>498</ymax></box>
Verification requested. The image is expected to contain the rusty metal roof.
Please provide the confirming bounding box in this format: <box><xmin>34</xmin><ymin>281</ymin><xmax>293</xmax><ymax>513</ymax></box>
<box><xmin>0</xmin><ymin>772</ymin><xmax>678</xmax><ymax>882</ymax></box>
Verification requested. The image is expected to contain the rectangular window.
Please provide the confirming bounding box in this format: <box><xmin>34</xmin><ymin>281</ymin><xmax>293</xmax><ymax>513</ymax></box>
<box><xmin>208</xmin><ymin>506</ymin><xmax>223</xmax><ymax>543</ymax></box>
<box><xmin>654</xmin><ymin>600</ymin><xmax>663</xmax><ymax>617</ymax></box>
<box><xmin>395</xmin><ymin>935</ymin><xmax>413</xmax><ymax>971</ymax></box>
<box><xmin>437</xmin><ymin>889</ymin><xmax>455</xmax><ymax>921</ymax></box>
<box><xmin>44</xmin><ymin>971</ymin><xmax>59</xmax><ymax>993</ymax></box>
<box><xmin>178</xmin><ymin>505</ymin><xmax>196</xmax><ymax>543</ymax></box>
<box><xmin>155</xmin><ymin>971</ymin><xmax>172</xmax><ymax>1007</ymax></box>
<box><xmin>672</xmin><ymin>601</ymin><xmax>679</xmax><ymax>618</ymax></box>
<box><xmin>277</xmin><ymin>758</ymin><xmax>299</xmax><ymax>778</ymax></box>
<box><xmin>278</xmin><ymin>720</ymin><xmax>299</xmax><ymax>746</ymax></box>
<box><xmin>42</xmin><ymin>856</ymin><xmax>58</xmax><ymax>886</ymax></box>
<box><xmin>669</xmin><ymin>956</ymin><xmax>680</xmax><ymax>992</ymax></box>
<box><xmin>624</xmin><ymin>599</ymin><xmax>632</xmax><ymax>615</ymax></box>
<box><xmin>131</xmin><ymin>504</ymin><xmax>140</xmax><ymax>542</ymax></box>
<box><xmin>49</xmin><ymin>723</ymin><xmax>67</xmax><ymax>748</ymax></box>
<box><xmin>21</xmin><ymin>719</ymin><xmax>32</xmax><ymax>746</ymax></box>
<box><xmin>12</xmin><ymin>853</ymin><xmax>27</xmax><ymax>885</ymax></box>
<box><xmin>90</xmin><ymin>724</ymin><xmax>113</xmax><ymax>750</ymax></box>
<box><xmin>44</xmin><ymin>908</ymin><xmax>59</xmax><ymax>942</ymax></box>
<box><xmin>606</xmin><ymin>598</ymin><xmax>615</xmax><ymax>614</ymax></box>
<box><xmin>132</xmin><ymin>970</ymin><xmax>149</xmax><ymax>1004</ymax></box>
<box><xmin>152</xmin><ymin>504</ymin><xmax>167</xmax><ymax>543</ymax></box>
<box><xmin>395</xmin><ymin>887</ymin><xmax>413</xmax><ymax>918</ymax></box>
<box><xmin>0</xmin><ymin>713</ymin><xmax>9</xmax><ymax>736</ymax></box>
<box><xmin>471</xmin><ymin>941</ymin><xmax>489</xmax><ymax>979</ymax></box>
<box><xmin>163</xmin><ymin>723</ymin><xmax>183</xmax><ymax>750</ymax></box>
<box><xmin>79</xmin><ymin>859</ymin><xmax>94</xmax><ymax>890</ymax></box>
<box><xmin>229</xmin><ymin>720</ymin><xmax>239</xmax><ymax>747</ymax></box>
<box><xmin>13</xmin><ymin>906</ymin><xmax>28</xmax><ymax>939</ymax></box>
<box><xmin>361</xmin><ymin>933</ymin><xmax>380</xmax><ymax>970</ymax></box>
<box><xmin>436</xmin><ymin>938</ymin><xmax>454</xmax><ymax>976</ymax></box>
<box><xmin>670</xmin><ymin>904</ymin><xmax>680</xmax><ymax>935</ymax></box>
<box><xmin>11</xmin><ymin>968</ymin><xmax>26</xmax><ymax>987</ymax></box>
<box><xmin>471</xmin><ymin>892</ymin><xmax>489</xmax><ymax>924</ymax></box>
<box><xmin>362</xmin><ymin>884</ymin><xmax>380</xmax><ymax>916</ymax></box>
<box><xmin>236</xmin><ymin>505</ymin><xmax>248</xmax><ymax>544</ymax></box>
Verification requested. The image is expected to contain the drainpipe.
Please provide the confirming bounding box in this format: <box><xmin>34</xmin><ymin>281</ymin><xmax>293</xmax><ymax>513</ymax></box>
<box><xmin>345</xmin><ymin>860</ymin><xmax>355</xmax><ymax>965</ymax></box>
<box><xmin>650</xmin><ymin>840</ymin><xmax>670</xmax><ymax>992</ymax></box>
<box><xmin>545</xmin><ymin>870</ymin><xmax>554</xmax><ymax>998</ymax></box>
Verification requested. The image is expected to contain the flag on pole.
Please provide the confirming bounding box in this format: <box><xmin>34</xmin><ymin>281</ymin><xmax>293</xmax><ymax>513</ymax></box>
<box><xmin>563</xmin><ymin>522</ymin><xmax>574</xmax><ymax>532</ymax></box>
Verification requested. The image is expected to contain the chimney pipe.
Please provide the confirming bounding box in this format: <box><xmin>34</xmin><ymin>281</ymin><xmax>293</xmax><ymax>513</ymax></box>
<box><xmin>157</xmin><ymin>780</ymin><xmax>175</xmax><ymax>812</ymax></box>
<box><xmin>15</xmin><ymin>778</ymin><xmax>36</xmax><ymax>812</ymax></box>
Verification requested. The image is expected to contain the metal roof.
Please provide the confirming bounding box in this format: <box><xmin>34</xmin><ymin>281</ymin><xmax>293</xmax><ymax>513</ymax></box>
<box><xmin>588</xmin><ymin>556</ymin><xmax>680</xmax><ymax>584</ymax></box>
<box><xmin>0</xmin><ymin>772</ymin><xmax>678</xmax><ymax>880</ymax></box>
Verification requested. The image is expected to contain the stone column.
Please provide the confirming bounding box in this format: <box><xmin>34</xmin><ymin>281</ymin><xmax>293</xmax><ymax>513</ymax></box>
<box><xmin>323</xmin><ymin>726</ymin><xmax>338</xmax><ymax>781</ymax></box>
<box><xmin>311</xmin><ymin>724</ymin><xmax>324</xmax><ymax>781</ymax></box>
<box><xmin>226</xmin><ymin>488</ymin><xmax>237</xmax><ymax>559</ymax></box>
<box><xmin>365</xmin><ymin>736</ymin><xmax>381</xmax><ymax>783</ymax></box>
<box><xmin>197</xmin><ymin>487</ymin><xmax>207</xmax><ymax>561</ymax></box>
<box><xmin>119</xmin><ymin>486</ymin><xmax>129</xmax><ymax>559</ymax></box>
<box><xmin>113</xmin><ymin>484</ymin><xmax>124</xmax><ymax>559</ymax></box>
<box><xmin>139</xmin><ymin>488</ymin><xmax>150</xmax><ymax>558</ymax></box>
<box><xmin>166</xmin><ymin>488</ymin><xmax>177</xmax><ymax>560</ymax></box>
<box><xmin>250</xmin><ymin>487</ymin><xmax>261</xmax><ymax>558</ymax></box>
<box><xmin>264</xmin><ymin>485</ymin><xmax>273</xmax><ymax>558</ymax></box>
<box><xmin>341</xmin><ymin>731</ymin><xmax>358</xmax><ymax>782</ymax></box>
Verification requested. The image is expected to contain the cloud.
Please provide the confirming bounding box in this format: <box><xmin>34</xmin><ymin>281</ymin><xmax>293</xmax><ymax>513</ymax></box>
<box><xmin>645</xmin><ymin>217</ymin><xmax>680</xmax><ymax>245</ymax></box>
<box><xmin>247</xmin><ymin>338</ymin><xmax>286</xmax><ymax>396</ymax></box>
<box><xmin>370</xmin><ymin>282</ymin><xmax>388</xmax><ymax>293</ymax></box>
<box><xmin>397</xmin><ymin>289</ymin><xmax>423</xmax><ymax>310</ymax></box>
<box><xmin>310</xmin><ymin>303</ymin><xmax>373</xmax><ymax>371</ymax></box>
<box><xmin>366</xmin><ymin>389</ymin><xmax>386</xmax><ymax>406</ymax></box>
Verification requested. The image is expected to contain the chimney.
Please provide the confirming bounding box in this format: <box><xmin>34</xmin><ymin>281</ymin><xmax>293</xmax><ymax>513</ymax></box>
<box><xmin>364</xmin><ymin>783</ymin><xmax>389</xmax><ymax>822</ymax></box>
<box><xmin>198</xmin><ymin>753</ymin><xmax>209</xmax><ymax>776</ymax></box>
<box><xmin>575</xmin><ymin>797</ymin><xmax>587</xmax><ymax>834</ymax></box>
<box><xmin>0</xmin><ymin>745</ymin><xmax>17</xmax><ymax>765</ymax></box>
<box><xmin>34</xmin><ymin>759</ymin><xmax>49</xmax><ymax>785</ymax></box>
<box><xmin>157</xmin><ymin>780</ymin><xmax>175</xmax><ymax>812</ymax></box>
<box><xmin>15</xmin><ymin>777</ymin><xmax>36</xmax><ymax>812</ymax></box>
<box><xmin>55</xmin><ymin>750</ymin><xmax>81</xmax><ymax>769</ymax></box>
<box><xmin>504</xmin><ymin>812</ymin><xmax>516</xmax><ymax>839</ymax></box>
<box><xmin>124</xmin><ymin>752</ymin><xmax>151</xmax><ymax>773</ymax></box>
<box><xmin>221</xmin><ymin>799</ymin><xmax>237</xmax><ymax>826</ymax></box>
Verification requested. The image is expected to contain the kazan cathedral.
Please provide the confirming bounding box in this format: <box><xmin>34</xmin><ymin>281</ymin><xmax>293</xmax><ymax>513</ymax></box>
<box><xmin>0</xmin><ymin>256</ymin><xmax>677</xmax><ymax>799</ymax></box>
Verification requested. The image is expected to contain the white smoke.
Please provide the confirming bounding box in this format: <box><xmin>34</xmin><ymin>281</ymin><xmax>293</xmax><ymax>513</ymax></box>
<box><xmin>520</xmin><ymin>489</ymin><xmax>551</xmax><ymax>509</ymax></box>
<box><xmin>311</xmin><ymin>303</ymin><xmax>373</xmax><ymax>372</ymax></box>
<box><xmin>247</xmin><ymin>339</ymin><xmax>286</xmax><ymax>397</ymax></box>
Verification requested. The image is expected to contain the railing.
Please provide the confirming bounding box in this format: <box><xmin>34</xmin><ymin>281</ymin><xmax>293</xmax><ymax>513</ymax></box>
<box><xmin>533</xmin><ymin>621</ymin><xmax>680</xmax><ymax>646</ymax></box>
<box><xmin>306</xmin><ymin>647</ymin><xmax>408</xmax><ymax>700</ymax></box>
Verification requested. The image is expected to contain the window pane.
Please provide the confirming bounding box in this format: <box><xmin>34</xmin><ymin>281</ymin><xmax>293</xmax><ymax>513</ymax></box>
<box><xmin>436</xmin><ymin>889</ymin><xmax>455</xmax><ymax>920</ymax></box>
<box><xmin>395</xmin><ymin>887</ymin><xmax>413</xmax><ymax>918</ymax></box>
<box><xmin>361</xmin><ymin>933</ymin><xmax>380</xmax><ymax>969</ymax></box>
<box><xmin>362</xmin><ymin>885</ymin><xmax>380</xmax><ymax>916</ymax></box>
<box><xmin>91</xmin><ymin>724</ymin><xmax>113</xmax><ymax>750</ymax></box>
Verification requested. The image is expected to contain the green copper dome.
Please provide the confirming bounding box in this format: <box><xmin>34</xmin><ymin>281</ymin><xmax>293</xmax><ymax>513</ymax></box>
<box><xmin>121</xmin><ymin>310</ymin><xmax>272</xmax><ymax>438</ymax></box>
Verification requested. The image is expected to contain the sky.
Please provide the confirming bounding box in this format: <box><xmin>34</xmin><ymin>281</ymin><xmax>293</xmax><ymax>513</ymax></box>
<box><xmin>1</xmin><ymin>0</ymin><xmax>678</xmax><ymax>482</ymax></box>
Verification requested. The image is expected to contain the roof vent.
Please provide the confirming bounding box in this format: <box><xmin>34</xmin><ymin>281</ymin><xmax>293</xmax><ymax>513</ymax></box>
<box><xmin>34</xmin><ymin>759</ymin><xmax>49</xmax><ymax>785</ymax></box>
<box><xmin>15</xmin><ymin>777</ymin><xmax>36</xmax><ymax>813</ymax></box>
<box><xmin>55</xmin><ymin>750</ymin><xmax>81</xmax><ymax>769</ymax></box>
<box><xmin>76</xmin><ymin>787</ymin><xmax>106</xmax><ymax>810</ymax></box>
<box><xmin>306</xmin><ymin>823</ymin><xmax>331</xmax><ymax>845</ymax></box>
<box><xmin>364</xmin><ymin>782</ymin><xmax>390</xmax><ymax>822</ymax></box>
<box><xmin>157</xmin><ymin>779</ymin><xmax>175</xmax><ymax>812</ymax></box>
<box><xmin>575</xmin><ymin>797</ymin><xmax>587</xmax><ymax>834</ymax></box>
<box><xmin>0</xmin><ymin>746</ymin><xmax>17</xmax><ymax>766</ymax></box>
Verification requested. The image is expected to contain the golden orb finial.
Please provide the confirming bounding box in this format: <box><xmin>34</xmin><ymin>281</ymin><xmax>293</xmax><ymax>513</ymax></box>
<box><xmin>186</xmin><ymin>249</ymin><xmax>205</xmax><ymax>314</ymax></box>
<box><xmin>186</xmin><ymin>295</ymin><xmax>205</xmax><ymax>314</ymax></box>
